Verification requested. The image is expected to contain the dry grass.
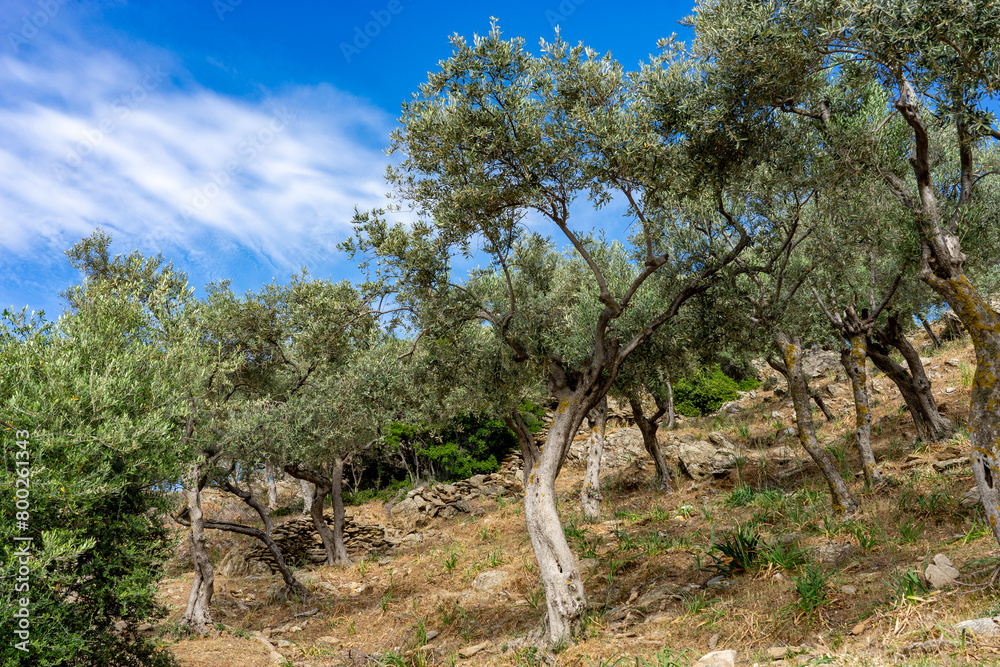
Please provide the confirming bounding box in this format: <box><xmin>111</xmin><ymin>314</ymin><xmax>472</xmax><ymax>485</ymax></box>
<box><xmin>150</xmin><ymin>330</ymin><xmax>1000</xmax><ymax>666</ymax></box>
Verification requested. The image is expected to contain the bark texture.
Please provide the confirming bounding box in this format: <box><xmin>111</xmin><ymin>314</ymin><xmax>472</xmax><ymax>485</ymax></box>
<box><xmin>505</xmin><ymin>411</ymin><xmax>542</xmax><ymax>489</ymax></box>
<box><xmin>841</xmin><ymin>337</ymin><xmax>883</xmax><ymax>486</ymax></box>
<box><xmin>179</xmin><ymin>457</ymin><xmax>214</xmax><ymax>633</ymax></box>
<box><xmin>581</xmin><ymin>397</ymin><xmax>607</xmax><ymax>521</ymax></box>
<box><xmin>265</xmin><ymin>459</ymin><xmax>278</xmax><ymax>510</ymax></box>
<box><xmin>627</xmin><ymin>392</ymin><xmax>673</xmax><ymax>492</ymax></box>
<box><xmin>299</xmin><ymin>479</ymin><xmax>315</xmax><ymax>518</ymax></box>
<box><xmin>524</xmin><ymin>395</ymin><xmax>591</xmax><ymax>646</ymax></box>
<box><xmin>777</xmin><ymin>331</ymin><xmax>860</xmax><ymax>517</ymax></box>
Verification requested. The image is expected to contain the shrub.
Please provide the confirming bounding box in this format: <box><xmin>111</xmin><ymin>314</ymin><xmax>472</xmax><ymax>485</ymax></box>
<box><xmin>673</xmin><ymin>365</ymin><xmax>754</xmax><ymax>416</ymax></box>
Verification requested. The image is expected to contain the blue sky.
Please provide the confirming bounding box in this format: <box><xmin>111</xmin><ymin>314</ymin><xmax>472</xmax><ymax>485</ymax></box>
<box><xmin>0</xmin><ymin>0</ymin><xmax>695</xmax><ymax>317</ymax></box>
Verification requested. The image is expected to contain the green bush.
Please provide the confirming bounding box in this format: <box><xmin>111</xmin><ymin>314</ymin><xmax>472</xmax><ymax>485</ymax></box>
<box><xmin>673</xmin><ymin>365</ymin><xmax>756</xmax><ymax>416</ymax></box>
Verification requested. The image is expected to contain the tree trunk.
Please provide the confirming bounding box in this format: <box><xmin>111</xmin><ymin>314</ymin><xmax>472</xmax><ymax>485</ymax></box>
<box><xmin>504</xmin><ymin>411</ymin><xmax>541</xmax><ymax>489</ymax></box>
<box><xmin>300</xmin><ymin>479</ymin><xmax>314</xmax><ymax>518</ymax></box>
<box><xmin>776</xmin><ymin>331</ymin><xmax>859</xmax><ymax>517</ymax></box>
<box><xmin>866</xmin><ymin>334</ymin><xmax>949</xmax><ymax>443</ymax></box>
<box><xmin>265</xmin><ymin>459</ymin><xmax>278</xmax><ymax>510</ymax></box>
<box><xmin>766</xmin><ymin>356</ymin><xmax>832</xmax><ymax>421</ymax></box>
<box><xmin>920</xmin><ymin>267</ymin><xmax>1000</xmax><ymax>545</ymax></box>
<box><xmin>524</xmin><ymin>391</ymin><xmax>594</xmax><ymax>647</ymax></box>
<box><xmin>628</xmin><ymin>394</ymin><xmax>672</xmax><ymax>493</ymax></box>
<box><xmin>841</xmin><ymin>338</ymin><xmax>883</xmax><ymax>486</ymax></box>
<box><xmin>581</xmin><ymin>397</ymin><xmax>607</xmax><ymax>521</ymax></box>
<box><xmin>179</xmin><ymin>457</ymin><xmax>214</xmax><ymax>633</ymax></box>
<box><xmin>330</xmin><ymin>457</ymin><xmax>350</xmax><ymax>564</ymax></box>
<box><xmin>284</xmin><ymin>464</ymin><xmax>344</xmax><ymax>566</ymax></box>
<box><xmin>663</xmin><ymin>371</ymin><xmax>676</xmax><ymax>429</ymax></box>
<box><xmin>920</xmin><ymin>314</ymin><xmax>942</xmax><ymax>348</ymax></box>
<box><xmin>879</xmin><ymin>313</ymin><xmax>950</xmax><ymax>440</ymax></box>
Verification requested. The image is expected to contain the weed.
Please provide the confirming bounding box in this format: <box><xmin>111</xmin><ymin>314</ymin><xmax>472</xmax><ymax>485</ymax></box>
<box><xmin>723</xmin><ymin>484</ymin><xmax>755</xmax><ymax>508</ymax></box>
<box><xmin>615</xmin><ymin>528</ymin><xmax>636</xmax><ymax>552</ymax></box>
<box><xmin>821</xmin><ymin>515</ymin><xmax>843</xmax><ymax>539</ymax></box>
<box><xmin>791</xmin><ymin>562</ymin><xmax>829</xmax><ymax>616</ymax></box>
<box><xmin>478</xmin><ymin>525</ymin><xmax>496</xmax><ymax>542</ymax></box>
<box><xmin>953</xmin><ymin>518</ymin><xmax>991</xmax><ymax>545</ymax></box>
<box><xmin>960</xmin><ymin>362</ymin><xmax>974</xmax><ymax>387</ymax></box>
<box><xmin>891</xmin><ymin>569</ymin><xmax>930</xmax><ymax>602</ymax></box>
<box><xmin>845</xmin><ymin>521</ymin><xmax>880</xmax><ymax>552</ymax></box>
<box><xmin>897</xmin><ymin>518</ymin><xmax>925</xmax><ymax>543</ymax></box>
<box><xmin>443</xmin><ymin>551</ymin><xmax>459</xmax><ymax>572</ymax></box>
<box><xmin>705</xmin><ymin>523</ymin><xmax>760</xmax><ymax>576</ymax></box>
<box><xmin>737</xmin><ymin>423</ymin><xmax>752</xmax><ymax>441</ymax></box>
<box><xmin>525</xmin><ymin>587</ymin><xmax>544</xmax><ymax>610</ymax></box>
<box><xmin>677</xmin><ymin>504</ymin><xmax>695</xmax><ymax>519</ymax></box>
<box><xmin>486</xmin><ymin>548</ymin><xmax>504</xmax><ymax>568</ymax></box>
<box><xmin>761</xmin><ymin>540</ymin><xmax>808</xmax><ymax>570</ymax></box>
<box><xmin>683</xmin><ymin>591</ymin><xmax>715</xmax><ymax>615</ymax></box>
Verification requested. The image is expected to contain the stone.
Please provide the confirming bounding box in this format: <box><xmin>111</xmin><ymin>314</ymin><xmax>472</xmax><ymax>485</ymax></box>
<box><xmin>425</xmin><ymin>630</ymin><xmax>439</xmax><ymax>641</ymax></box>
<box><xmin>945</xmin><ymin>387</ymin><xmax>957</xmax><ymax>394</ymax></box>
<box><xmin>708</xmin><ymin>633</ymin><xmax>721</xmax><ymax>649</ymax></box>
<box><xmin>851</xmin><ymin>622</ymin><xmax>866</xmax><ymax>635</ymax></box>
<box><xmin>955</xmin><ymin>617</ymin><xmax>1000</xmax><ymax>636</ymax></box>
<box><xmin>770</xmin><ymin>411</ymin><xmax>784</xmax><ymax>420</ymax></box>
<box><xmin>693</xmin><ymin>649</ymin><xmax>736</xmax><ymax>667</ymax></box>
<box><xmin>678</xmin><ymin>439</ymin><xmax>738</xmax><ymax>480</ymax></box>
<box><xmin>932</xmin><ymin>457</ymin><xmax>969</xmax><ymax>472</ymax></box>
<box><xmin>767</xmin><ymin>646</ymin><xmax>792</xmax><ymax>659</ymax></box>
<box><xmin>823</xmin><ymin>383</ymin><xmax>843</xmax><ymax>398</ymax></box>
<box><xmin>960</xmin><ymin>486</ymin><xmax>980</xmax><ymax>508</ymax></box>
<box><xmin>925</xmin><ymin>554</ymin><xmax>960</xmax><ymax>588</ymax></box>
<box><xmin>579</xmin><ymin>558</ymin><xmax>600</xmax><ymax>574</ymax></box>
<box><xmin>276</xmin><ymin>640</ymin><xmax>292</xmax><ymax>648</ymax></box>
<box><xmin>840</xmin><ymin>585</ymin><xmax>857</xmax><ymax>595</ymax></box>
<box><xmin>459</xmin><ymin>641</ymin><xmax>490</xmax><ymax>658</ymax></box>
<box><xmin>472</xmin><ymin>570</ymin><xmax>508</xmax><ymax>593</ymax></box>
<box><xmin>719</xmin><ymin>401</ymin><xmax>742</xmax><ymax>415</ymax></box>
<box><xmin>317</xmin><ymin>636</ymin><xmax>341</xmax><ymax>646</ymax></box>
<box><xmin>391</xmin><ymin>497</ymin><xmax>428</xmax><ymax>528</ymax></box>
<box><xmin>811</xmin><ymin>542</ymin><xmax>854</xmax><ymax>565</ymax></box>
<box><xmin>803</xmin><ymin>349</ymin><xmax>841</xmax><ymax>378</ymax></box>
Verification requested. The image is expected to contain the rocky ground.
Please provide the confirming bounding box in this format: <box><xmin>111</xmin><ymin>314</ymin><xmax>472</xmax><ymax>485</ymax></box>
<box><xmin>154</xmin><ymin>331</ymin><xmax>1000</xmax><ymax>666</ymax></box>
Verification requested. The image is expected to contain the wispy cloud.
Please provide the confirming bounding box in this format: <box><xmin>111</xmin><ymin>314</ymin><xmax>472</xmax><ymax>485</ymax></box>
<box><xmin>0</xmin><ymin>35</ymin><xmax>395</xmax><ymax>283</ymax></box>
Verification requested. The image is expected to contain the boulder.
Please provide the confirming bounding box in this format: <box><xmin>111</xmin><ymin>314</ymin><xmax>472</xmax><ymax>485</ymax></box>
<box><xmin>802</xmin><ymin>349</ymin><xmax>841</xmax><ymax>378</ymax></box>
<box><xmin>693</xmin><ymin>650</ymin><xmax>736</xmax><ymax>667</ymax></box>
<box><xmin>956</xmin><ymin>617</ymin><xmax>1000</xmax><ymax>636</ymax></box>
<box><xmin>678</xmin><ymin>439</ymin><xmax>738</xmax><ymax>480</ymax></box>
<box><xmin>924</xmin><ymin>554</ymin><xmax>960</xmax><ymax>589</ymax></box>
<box><xmin>960</xmin><ymin>486</ymin><xmax>981</xmax><ymax>508</ymax></box>
<box><xmin>472</xmin><ymin>570</ymin><xmax>508</xmax><ymax>593</ymax></box>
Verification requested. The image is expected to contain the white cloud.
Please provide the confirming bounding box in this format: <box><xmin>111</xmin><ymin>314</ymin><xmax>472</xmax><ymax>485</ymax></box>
<box><xmin>0</xmin><ymin>40</ymin><xmax>395</xmax><ymax>275</ymax></box>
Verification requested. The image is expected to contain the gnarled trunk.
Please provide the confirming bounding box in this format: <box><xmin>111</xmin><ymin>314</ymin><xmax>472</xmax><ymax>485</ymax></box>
<box><xmin>524</xmin><ymin>390</ymin><xmax>596</xmax><ymax>646</ymax></box>
<box><xmin>875</xmin><ymin>313</ymin><xmax>950</xmax><ymax>441</ymax></box>
<box><xmin>627</xmin><ymin>393</ymin><xmax>672</xmax><ymax>492</ymax></box>
<box><xmin>777</xmin><ymin>331</ymin><xmax>859</xmax><ymax>517</ymax></box>
<box><xmin>299</xmin><ymin>479</ymin><xmax>315</xmax><ymax>518</ymax></box>
<box><xmin>179</xmin><ymin>456</ymin><xmax>214</xmax><ymax>633</ymax></box>
<box><xmin>580</xmin><ymin>397</ymin><xmax>607</xmax><ymax>521</ymax></box>
<box><xmin>285</xmin><ymin>463</ymin><xmax>348</xmax><ymax>566</ymax></box>
<box><xmin>841</xmin><ymin>337</ymin><xmax>883</xmax><ymax>486</ymax></box>
<box><xmin>504</xmin><ymin>411</ymin><xmax>541</xmax><ymax>489</ymax></box>
<box><xmin>866</xmin><ymin>332</ymin><xmax>949</xmax><ymax>442</ymax></box>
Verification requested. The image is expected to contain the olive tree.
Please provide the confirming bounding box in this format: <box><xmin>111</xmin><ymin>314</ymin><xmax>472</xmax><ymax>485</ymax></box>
<box><xmin>691</xmin><ymin>0</ymin><xmax>1000</xmax><ymax>541</ymax></box>
<box><xmin>345</xmin><ymin>25</ymin><xmax>760</xmax><ymax>645</ymax></box>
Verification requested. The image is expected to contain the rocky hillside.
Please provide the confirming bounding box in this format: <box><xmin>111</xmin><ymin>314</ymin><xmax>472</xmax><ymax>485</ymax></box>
<box><xmin>154</xmin><ymin>331</ymin><xmax>1000</xmax><ymax>666</ymax></box>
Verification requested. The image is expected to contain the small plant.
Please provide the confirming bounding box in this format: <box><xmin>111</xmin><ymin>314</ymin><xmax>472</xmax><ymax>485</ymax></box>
<box><xmin>677</xmin><ymin>504</ymin><xmax>695</xmax><ymax>519</ymax></box>
<box><xmin>486</xmin><ymin>548</ymin><xmax>503</xmax><ymax>567</ymax></box>
<box><xmin>682</xmin><ymin>591</ymin><xmax>715</xmax><ymax>616</ymax></box>
<box><xmin>897</xmin><ymin>519</ymin><xmax>925</xmax><ymax>544</ymax></box>
<box><xmin>525</xmin><ymin>587</ymin><xmax>544</xmax><ymax>610</ymax></box>
<box><xmin>960</xmin><ymin>362</ymin><xmax>974</xmax><ymax>387</ymax></box>
<box><xmin>953</xmin><ymin>518</ymin><xmax>991</xmax><ymax>545</ymax></box>
<box><xmin>615</xmin><ymin>528</ymin><xmax>636</xmax><ymax>552</ymax></box>
<box><xmin>356</xmin><ymin>559</ymin><xmax>369</xmax><ymax>577</ymax></box>
<box><xmin>761</xmin><ymin>540</ymin><xmax>808</xmax><ymax>571</ymax></box>
<box><xmin>704</xmin><ymin>523</ymin><xmax>760</xmax><ymax>576</ymax></box>
<box><xmin>737</xmin><ymin>423</ymin><xmax>752</xmax><ymax>441</ymax></box>
<box><xmin>723</xmin><ymin>484</ymin><xmax>755</xmax><ymax>508</ymax></box>
<box><xmin>846</xmin><ymin>521</ymin><xmax>880</xmax><ymax>552</ymax></box>
<box><xmin>443</xmin><ymin>551</ymin><xmax>459</xmax><ymax>572</ymax></box>
<box><xmin>791</xmin><ymin>562</ymin><xmax>829</xmax><ymax>616</ymax></box>
<box><xmin>892</xmin><ymin>569</ymin><xmax>930</xmax><ymax>602</ymax></box>
<box><xmin>478</xmin><ymin>525</ymin><xmax>496</xmax><ymax>542</ymax></box>
<box><xmin>821</xmin><ymin>515</ymin><xmax>843</xmax><ymax>539</ymax></box>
